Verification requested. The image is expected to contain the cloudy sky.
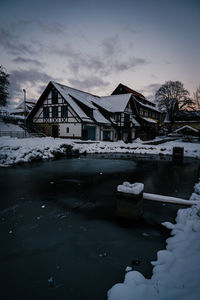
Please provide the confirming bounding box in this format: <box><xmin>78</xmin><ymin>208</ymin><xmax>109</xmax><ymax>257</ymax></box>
<box><xmin>1</xmin><ymin>0</ymin><xmax>200</xmax><ymax>107</ymax></box>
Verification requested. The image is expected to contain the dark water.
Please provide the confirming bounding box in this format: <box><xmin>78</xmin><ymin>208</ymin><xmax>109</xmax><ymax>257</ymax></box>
<box><xmin>0</xmin><ymin>156</ymin><xmax>199</xmax><ymax>300</ymax></box>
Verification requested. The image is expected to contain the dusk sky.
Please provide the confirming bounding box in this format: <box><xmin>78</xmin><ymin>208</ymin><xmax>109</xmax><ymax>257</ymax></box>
<box><xmin>1</xmin><ymin>0</ymin><xmax>200</xmax><ymax>107</ymax></box>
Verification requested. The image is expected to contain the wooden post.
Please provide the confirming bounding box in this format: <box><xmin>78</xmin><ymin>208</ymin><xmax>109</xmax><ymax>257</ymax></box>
<box><xmin>173</xmin><ymin>147</ymin><xmax>184</xmax><ymax>163</ymax></box>
<box><xmin>116</xmin><ymin>182</ymin><xmax>144</xmax><ymax>220</ymax></box>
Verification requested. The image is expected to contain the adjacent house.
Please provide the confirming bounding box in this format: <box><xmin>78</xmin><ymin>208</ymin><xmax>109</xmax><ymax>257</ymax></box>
<box><xmin>10</xmin><ymin>100</ymin><xmax>36</xmax><ymax>118</ymax></box>
<box><xmin>27</xmin><ymin>81</ymin><xmax>162</xmax><ymax>141</ymax></box>
<box><xmin>173</xmin><ymin>110</ymin><xmax>200</xmax><ymax>131</ymax></box>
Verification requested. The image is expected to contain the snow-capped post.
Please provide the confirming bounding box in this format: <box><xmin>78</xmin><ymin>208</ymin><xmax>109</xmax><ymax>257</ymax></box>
<box><xmin>116</xmin><ymin>182</ymin><xmax>144</xmax><ymax>220</ymax></box>
<box><xmin>173</xmin><ymin>147</ymin><xmax>184</xmax><ymax>163</ymax></box>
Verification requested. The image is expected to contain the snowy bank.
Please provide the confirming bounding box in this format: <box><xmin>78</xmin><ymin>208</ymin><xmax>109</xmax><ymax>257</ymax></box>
<box><xmin>107</xmin><ymin>181</ymin><xmax>200</xmax><ymax>300</ymax></box>
<box><xmin>0</xmin><ymin>137</ymin><xmax>200</xmax><ymax>167</ymax></box>
<box><xmin>0</xmin><ymin>137</ymin><xmax>74</xmax><ymax>167</ymax></box>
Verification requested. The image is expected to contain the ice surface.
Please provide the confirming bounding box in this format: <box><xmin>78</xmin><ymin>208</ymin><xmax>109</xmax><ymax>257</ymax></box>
<box><xmin>108</xmin><ymin>179</ymin><xmax>200</xmax><ymax>300</ymax></box>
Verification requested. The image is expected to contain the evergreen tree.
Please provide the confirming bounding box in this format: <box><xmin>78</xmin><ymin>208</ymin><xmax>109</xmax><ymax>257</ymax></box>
<box><xmin>0</xmin><ymin>65</ymin><xmax>10</xmax><ymax>107</ymax></box>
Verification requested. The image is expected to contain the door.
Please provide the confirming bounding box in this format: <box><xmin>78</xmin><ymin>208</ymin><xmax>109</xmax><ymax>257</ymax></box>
<box><xmin>52</xmin><ymin>125</ymin><xmax>59</xmax><ymax>138</ymax></box>
<box><xmin>103</xmin><ymin>130</ymin><xmax>111</xmax><ymax>141</ymax></box>
<box><xmin>85</xmin><ymin>126</ymin><xmax>96</xmax><ymax>140</ymax></box>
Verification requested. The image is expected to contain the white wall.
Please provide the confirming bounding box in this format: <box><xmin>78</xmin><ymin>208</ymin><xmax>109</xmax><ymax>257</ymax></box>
<box><xmin>132</xmin><ymin>128</ymin><xmax>136</xmax><ymax>140</ymax></box>
<box><xmin>59</xmin><ymin>123</ymin><xmax>82</xmax><ymax>138</ymax></box>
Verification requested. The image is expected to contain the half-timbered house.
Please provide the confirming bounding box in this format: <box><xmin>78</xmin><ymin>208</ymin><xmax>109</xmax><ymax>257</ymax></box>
<box><xmin>111</xmin><ymin>83</ymin><xmax>163</xmax><ymax>139</ymax></box>
<box><xmin>27</xmin><ymin>81</ymin><xmax>162</xmax><ymax>141</ymax></box>
<box><xmin>92</xmin><ymin>93</ymin><xmax>140</xmax><ymax>141</ymax></box>
<box><xmin>27</xmin><ymin>81</ymin><xmax>113</xmax><ymax>140</ymax></box>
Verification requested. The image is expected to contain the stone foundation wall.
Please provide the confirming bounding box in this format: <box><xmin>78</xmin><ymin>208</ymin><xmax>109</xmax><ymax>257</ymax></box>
<box><xmin>34</xmin><ymin>123</ymin><xmax>54</xmax><ymax>136</ymax></box>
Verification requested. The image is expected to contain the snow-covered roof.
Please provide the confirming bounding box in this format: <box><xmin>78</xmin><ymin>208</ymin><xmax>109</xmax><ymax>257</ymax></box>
<box><xmin>176</xmin><ymin>125</ymin><xmax>199</xmax><ymax>133</ymax></box>
<box><xmin>141</xmin><ymin>117</ymin><xmax>158</xmax><ymax>124</ymax></box>
<box><xmin>17</xmin><ymin>101</ymin><xmax>36</xmax><ymax>110</ymax></box>
<box><xmin>52</xmin><ymin>81</ymin><xmax>98</xmax><ymax>110</ymax></box>
<box><xmin>110</xmin><ymin>117</ymin><xmax>117</xmax><ymax>125</ymax></box>
<box><xmin>51</xmin><ymin>82</ymin><xmax>95</xmax><ymax>123</ymax></box>
<box><xmin>131</xmin><ymin>117</ymin><xmax>140</xmax><ymax>127</ymax></box>
<box><xmin>134</xmin><ymin>98</ymin><xmax>161</xmax><ymax>113</ymax></box>
<box><xmin>0</xmin><ymin>119</ymin><xmax>24</xmax><ymax>132</ymax></box>
<box><xmin>93</xmin><ymin>110</ymin><xmax>111</xmax><ymax>125</ymax></box>
<box><xmin>93</xmin><ymin>94</ymin><xmax>132</xmax><ymax>112</ymax></box>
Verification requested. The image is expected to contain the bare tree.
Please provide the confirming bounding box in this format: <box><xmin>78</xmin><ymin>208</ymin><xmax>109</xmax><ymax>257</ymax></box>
<box><xmin>0</xmin><ymin>65</ymin><xmax>10</xmax><ymax>107</ymax></box>
<box><xmin>155</xmin><ymin>81</ymin><xmax>193</xmax><ymax>123</ymax></box>
<box><xmin>193</xmin><ymin>85</ymin><xmax>200</xmax><ymax>110</ymax></box>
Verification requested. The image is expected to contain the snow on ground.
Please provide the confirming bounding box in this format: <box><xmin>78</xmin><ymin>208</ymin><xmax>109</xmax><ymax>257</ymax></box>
<box><xmin>0</xmin><ymin>137</ymin><xmax>200</xmax><ymax>167</ymax></box>
<box><xmin>0</xmin><ymin>120</ymin><xmax>24</xmax><ymax>131</ymax></box>
<box><xmin>0</xmin><ymin>137</ymin><xmax>73</xmax><ymax>166</ymax></box>
<box><xmin>108</xmin><ymin>181</ymin><xmax>200</xmax><ymax>300</ymax></box>
<box><xmin>0</xmin><ymin>136</ymin><xmax>200</xmax><ymax>299</ymax></box>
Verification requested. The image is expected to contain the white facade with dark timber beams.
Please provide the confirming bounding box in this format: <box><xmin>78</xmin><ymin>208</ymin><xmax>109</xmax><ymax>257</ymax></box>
<box><xmin>28</xmin><ymin>81</ymin><xmax>114</xmax><ymax>140</ymax></box>
<box><xmin>27</xmin><ymin>81</ymin><xmax>162</xmax><ymax>141</ymax></box>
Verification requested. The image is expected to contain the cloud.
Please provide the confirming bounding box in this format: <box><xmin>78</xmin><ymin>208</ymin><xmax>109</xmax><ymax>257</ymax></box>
<box><xmin>68</xmin><ymin>76</ymin><xmax>109</xmax><ymax>91</ymax></box>
<box><xmin>51</xmin><ymin>40</ymin><xmax>148</xmax><ymax>78</ymax></box>
<box><xmin>140</xmin><ymin>83</ymin><xmax>161</xmax><ymax>101</ymax></box>
<box><xmin>12</xmin><ymin>57</ymin><xmax>45</xmax><ymax>67</ymax></box>
<box><xmin>0</xmin><ymin>20</ymin><xmax>65</xmax><ymax>57</ymax></box>
<box><xmin>12</xmin><ymin>19</ymin><xmax>65</xmax><ymax>35</ymax></box>
<box><xmin>9</xmin><ymin>68</ymin><xmax>60</xmax><ymax>105</ymax></box>
<box><xmin>0</xmin><ymin>26</ymin><xmax>35</xmax><ymax>55</ymax></box>
<box><xmin>111</xmin><ymin>57</ymin><xmax>148</xmax><ymax>72</ymax></box>
<box><xmin>101</xmin><ymin>35</ymin><xmax>120</xmax><ymax>56</ymax></box>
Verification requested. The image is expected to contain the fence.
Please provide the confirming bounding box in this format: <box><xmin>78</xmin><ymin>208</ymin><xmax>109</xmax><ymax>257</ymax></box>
<box><xmin>0</xmin><ymin>131</ymin><xmax>45</xmax><ymax>138</ymax></box>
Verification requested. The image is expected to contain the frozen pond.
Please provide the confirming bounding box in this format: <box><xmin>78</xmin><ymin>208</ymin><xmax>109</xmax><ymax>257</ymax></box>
<box><xmin>0</xmin><ymin>156</ymin><xmax>199</xmax><ymax>300</ymax></box>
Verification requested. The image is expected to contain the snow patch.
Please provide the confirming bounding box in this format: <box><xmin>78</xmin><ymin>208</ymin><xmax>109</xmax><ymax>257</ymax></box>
<box><xmin>107</xmin><ymin>180</ymin><xmax>200</xmax><ymax>300</ymax></box>
<box><xmin>117</xmin><ymin>182</ymin><xmax>144</xmax><ymax>195</ymax></box>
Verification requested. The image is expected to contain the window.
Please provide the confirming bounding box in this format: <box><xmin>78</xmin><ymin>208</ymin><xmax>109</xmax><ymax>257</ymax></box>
<box><xmin>52</xmin><ymin>106</ymin><xmax>58</xmax><ymax>118</ymax></box>
<box><xmin>61</xmin><ymin>106</ymin><xmax>68</xmax><ymax>118</ymax></box>
<box><xmin>43</xmin><ymin>107</ymin><xmax>49</xmax><ymax>118</ymax></box>
<box><xmin>124</xmin><ymin>113</ymin><xmax>130</xmax><ymax>122</ymax></box>
<box><xmin>66</xmin><ymin>127</ymin><xmax>69</xmax><ymax>133</ymax></box>
<box><xmin>52</xmin><ymin>89</ymin><xmax>58</xmax><ymax>104</ymax></box>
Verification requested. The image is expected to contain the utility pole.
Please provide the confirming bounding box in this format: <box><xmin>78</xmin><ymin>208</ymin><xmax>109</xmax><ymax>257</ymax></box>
<box><xmin>23</xmin><ymin>89</ymin><xmax>26</xmax><ymax>137</ymax></box>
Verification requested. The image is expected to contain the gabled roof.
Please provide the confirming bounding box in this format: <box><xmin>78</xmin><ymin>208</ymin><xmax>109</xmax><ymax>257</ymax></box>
<box><xmin>112</xmin><ymin>83</ymin><xmax>146</xmax><ymax>99</ymax></box>
<box><xmin>53</xmin><ymin>82</ymin><xmax>110</xmax><ymax>124</ymax></box>
<box><xmin>176</xmin><ymin>125</ymin><xmax>199</xmax><ymax>133</ymax></box>
<box><xmin>134</xmin><ymin>98</ymin><xmax>161</xmax><ymax>113</ymax></box>
<box><xmin>27</xmin><ymin>81</ymin><xmax>92</xmax><ymax>122</ymax></box>
<box><xmin>27</xmin><ymin>81</ymin><xmax>110</xmax><ymax>125</ymax></box>
<box><xmin>93</xmin><ymin>93</ymin><xmax>132</xmax><ymax>113</ymax></box>
<box><xmin>52</xmin><ymin>81</ymin><xmax>98</xmax><ymax>110</ymax></box>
